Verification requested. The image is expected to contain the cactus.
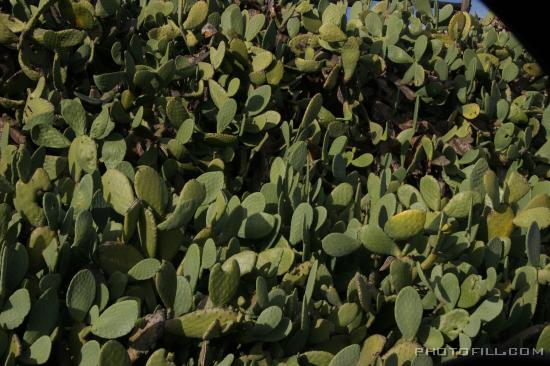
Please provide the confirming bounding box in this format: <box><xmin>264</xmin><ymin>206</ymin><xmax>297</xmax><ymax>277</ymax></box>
<box><xmin>208</xmin><ymin>260</ymin><xmax>240</xmax><ymax>306</ymax></box>
<box><xmin>98</xmin><ymin>340</ymin><xmax>130</xmax><ymax>366</ymax></box>
<box><xmin>384</xmin><ymin>209</ymin><xmax>426</xmax><ymax>241</ymax></box>
<box><xmin>322</xmin><ymin>232</ymin><xmax>362</xmax><ymax>257</ymax></box>
<box><xmin>66</xmin><ymin>269</ymin><xmax>97</xmax><ymax>322</ymax></box>
<box><xmin>13</xmin><ymin>168</ymin><xmax>51</xmax><ymax>227</ymax></box>
<box><xmin>165</xmin><ymin>309</ymin><xmax>240</xmax><ymax>339</ymax></box>
<box><xmin>1</xmin><ymin>0</ymin><xmax>550</xmax><ymax>364</ymax></box>
<box><xmin>395</xmin><ymin>286</ymin><xmax>423</xmax><ymax>340</ymax></box>
<box><xmin>0</xmin><ymin>288</ymin><xmax>31</xmax><ymax>329</ymax></box>
<box><xmin>91</xmin><ymin>300</ymin><xmax>139</xmax><ymax>339</ymax></box>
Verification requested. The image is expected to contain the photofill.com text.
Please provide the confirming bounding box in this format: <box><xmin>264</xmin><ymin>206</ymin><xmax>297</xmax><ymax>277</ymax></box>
<box><xmin>416</xmin><ymin>348</ymin><xmax>545</xmax><ymax>356</ymax></box>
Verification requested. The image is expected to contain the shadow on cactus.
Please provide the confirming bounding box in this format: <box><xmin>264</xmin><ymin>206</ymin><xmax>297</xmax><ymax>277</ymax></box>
<box><xmin>0</xmin><ymin>0</ymin><xmax>550</xmax><ymax>365</ymax></box>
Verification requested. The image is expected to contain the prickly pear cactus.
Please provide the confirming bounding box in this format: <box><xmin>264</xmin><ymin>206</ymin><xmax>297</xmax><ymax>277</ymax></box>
<box><xmin>1</xmin><ymin>0</ymin><xmax>550</xmax><ymax>365</ymax></box>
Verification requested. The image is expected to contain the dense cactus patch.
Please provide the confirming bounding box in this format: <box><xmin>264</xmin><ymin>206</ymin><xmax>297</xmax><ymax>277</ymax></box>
<box><xmin>1</xmin><ymin>0</ymin><xmax>550</xmax><ymax>365</ymax></box>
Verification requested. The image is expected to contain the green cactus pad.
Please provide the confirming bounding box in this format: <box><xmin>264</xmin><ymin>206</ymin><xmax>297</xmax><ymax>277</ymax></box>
<box><xmin>384</xmin><ymin>210</ymin><xmax>426</xmax><ymax>240</ymax></box>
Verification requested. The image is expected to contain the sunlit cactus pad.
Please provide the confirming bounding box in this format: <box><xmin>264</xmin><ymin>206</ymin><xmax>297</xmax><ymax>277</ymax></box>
<box><xmin>1</xmin><ymin>0</ymin><xmax>550</xmax><ymax>365</ymax></box>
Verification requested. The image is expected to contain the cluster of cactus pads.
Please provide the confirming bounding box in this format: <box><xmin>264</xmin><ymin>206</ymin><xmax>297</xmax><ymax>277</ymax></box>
<box><xmin>2</xmin><ymin>0</ymin><xmax>550</xmax><ymax>364</ymax></box>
